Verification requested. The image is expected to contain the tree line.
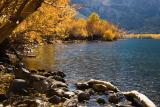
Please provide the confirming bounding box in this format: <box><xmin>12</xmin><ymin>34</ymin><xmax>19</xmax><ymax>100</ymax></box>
<box><xmin>0</xmin><ymin>0</ymin><xmax>125</xmax><ymax>44</ymax></box>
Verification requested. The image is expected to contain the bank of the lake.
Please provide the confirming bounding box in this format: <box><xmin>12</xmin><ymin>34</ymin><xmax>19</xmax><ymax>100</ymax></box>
<box><xmin>24</xmin><ymin>39</ymin><xmax>160</xmax><ymax>106</ymax></box>
<box><xmin>128</xmin><ymin>34</ymin><xmax>160</xmax><ymax>39</ymax></box>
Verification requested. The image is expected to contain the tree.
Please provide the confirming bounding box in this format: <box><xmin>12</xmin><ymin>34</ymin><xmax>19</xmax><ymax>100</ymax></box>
<box><xmin>68</xmin><ymin>18</ymin><xmax>88</xmax><ymax>39</ymax></box>
<box><xmin>15</xmin><ymin>0</ymin><xmax>76</xmax><ymax>41</ymax></box>
<box><xmin>0</xmin><ymin>0</ymin><xmax>44</xmax><ymax>44</ymax></box>
<box><xmin>86</xmin><ymin>12</ymin><xmax>101</xmax><ymax>39</ymax></box>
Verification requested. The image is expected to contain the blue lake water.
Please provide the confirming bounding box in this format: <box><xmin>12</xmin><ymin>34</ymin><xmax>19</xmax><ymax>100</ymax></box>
<box><xmin>24</xmin><ymin>39</ymin><xmax>160</xmax><ymax>106</ymax></box>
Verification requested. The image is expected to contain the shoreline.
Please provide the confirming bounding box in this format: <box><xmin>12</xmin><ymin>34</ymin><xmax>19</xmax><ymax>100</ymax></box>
<box><xmin>0</xmin><ymin>39</ymin><xmax>158</xmax><ymax>107</ymax></box>
<box><xmin>127</xmin><ymin>34</ymin><xmax>160</xmax><ymax>39</ymax></box>
<box><xmin>0</xmin><ymin>62</ymin><xmax>157</xmax><ymax>107</ymax></box>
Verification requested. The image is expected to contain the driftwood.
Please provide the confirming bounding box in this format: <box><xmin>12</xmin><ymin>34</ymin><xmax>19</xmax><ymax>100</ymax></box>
<box><xmin>123</xmin><ymin>90</ymin><xmax>156</xmax><ymax>107</ymax></box>
<box><xmin>88</xmin><ymin>79</ymin><xmax>119</xmax><ymax>92</ymax></box>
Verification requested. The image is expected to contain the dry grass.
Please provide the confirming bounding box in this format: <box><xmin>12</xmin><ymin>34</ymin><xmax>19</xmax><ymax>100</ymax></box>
<box><xmin>128</xmin><ymin>34</ymin><xmax>160</xmax><ymax>39</ymax></box>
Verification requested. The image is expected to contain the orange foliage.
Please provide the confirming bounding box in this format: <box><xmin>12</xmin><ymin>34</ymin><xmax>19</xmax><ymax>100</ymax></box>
<box><xmin>68</xmin><ymin>18</ymin><xmax>88</xmax><ymax>39</ymax></box>
<box><xmin>13</xmin><ymin>2</ymin><xmax>124</xmax><ymax>42</ymax></box>
<box><xmin>15</xmin><ymin>0</ymin><xmax>76</xmax><ymax>40</ymax></box>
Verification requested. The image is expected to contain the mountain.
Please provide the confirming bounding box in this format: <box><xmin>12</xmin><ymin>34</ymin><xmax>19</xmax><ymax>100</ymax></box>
<box><xmin>71</xmin><ymin>0</ymin><xmax>160</xmax><ymax>33</ymax></box>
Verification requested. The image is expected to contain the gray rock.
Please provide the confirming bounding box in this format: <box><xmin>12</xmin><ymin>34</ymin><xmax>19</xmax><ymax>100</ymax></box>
<box><xmin>31</xmin><ymin>80</ymin><xmax>50</xmax><ymax>92</ymax></box>
<box><xmin>14</xmin><ymin>68</ymin><xmax>31</xmax><ymax>80</ymax></box>
<box><xmin>52</xmin><ymin>75</ymin><xmax>65</xmax><ymax>83</ymax></box>
<box><xmin>74</xmin><ymin>90</ymin><xmax>83</xmax><ymax>95</ymax></box>
<box><xmin>7</xmin><ymin>79</ymin><xmax>28</xmax><ymax>96</ymax></box>
<box><xmin>49</xmin><ymin>71</ymin><xmax>66</xmax><ymax>78</ymax></box>
<box><xmin>108</xmin><ymin>93</ymin><xmax>119</xmax><ymax>104</ymax></box>
<box><xmin>49</xmin><ymin>79</ymin><xmax>68</xmax><ymax>88</ymax></box>
<box><xmin>30</xmin><ymin>74</ymin><xmax>47</xmax><ymax>81</ymax></box>
<box><xmin>64</xmin><ymin>92</ymin><xmax>75</xmax><ymax>98</ymax></box>
<box><xmin>88</xmin><ymin>79</ymin><xmax>119</xmax><ymax>92</ymax></box>
<box><xmin>48</xmin><ymin>95</ymin><xmax>62</xmax><ymax>104</ymax></box>
<box><xmin>47</xmin><ymin>88</ymin><xmax>65</xmax><ymax>97</ymax></box>
<box><xmin>92</xmin><ymin>84</ymin><xmax>108</xmax><ymax>92</ymax></box>
<box><xmin>76</xmin><ymin>82</ymin><xmax>89</xmax><ymax>90</ymax></box>
<box><xmin>116</xmin><ymin>101</ymin><xmax>134</xmax><ymax>107</ymax></box>
<box><xmin>97</xmin><ymin>98</ymin><xmax>106</xmax><ymax>104</ymax></box>
<box><xmin>63</xmin><ymin>96</ymin><xmax>78</xmax><ymax>107</ymax></box>
<box><xmin>78</xmin><ymin>92</ymin><xmax>90</xmax><ymax>102</ymax></box>
<box><xmin>47</xmin><ymin>75</ymin><xmax>65</xmax><ymax>83</ymax></box>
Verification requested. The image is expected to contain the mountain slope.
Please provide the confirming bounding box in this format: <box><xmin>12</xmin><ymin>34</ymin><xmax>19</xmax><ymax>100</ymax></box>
<box><xmin>71</xmin><ymin>0</ymin><xmax>160</xmax><ymax>33</ymax></box>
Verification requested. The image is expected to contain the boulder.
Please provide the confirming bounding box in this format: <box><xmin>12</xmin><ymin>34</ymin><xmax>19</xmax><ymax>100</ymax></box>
<box><xmin>78</xmin><ymin>92</ymin><xmax>90</xmax><ymax>102</ymax></box>
<box><xmin>47</xmin><ymin>88</ymin><xmax>65</xmax><ymax>97</ymax></box>
<box><xmin>7</xmin><ymin>79</ymin><xmax>28</xmax><ymax>96</ymax></box>
<box><xmin>29</xmin><ymin>74</ymin><xmax>47</xmax><ymax>81</ymax></box>
<box><xmin>64</xmin><ymin>92</ymin><xmax>75</xmax><ymax>98</ymax></box>
<box><xmin>74</xmin><ymin>90</ymin><xmax>83</xmax><ymax>95</ymax></box>
<box><xmin>49</xmin><ymin>79</ymin><xmax>68</xmax><ymax>88</ymax></box>
<box><xmin>92</xmin><ymin>84</ymin><xmax>108</xmax><ymax>92</ymax></box>
<box><xmin>45</xmin><ymin>77</ymin><xmax>67</xmax><ymax>88</ymax></box>
<box><xmin>88</xmin><ymin>79</ymin><xmax>119</xmax><ymax>92</ymax></box>
<box><xmin>76</xmin><ymin>82</ymin><xmax>89</xmax><ymax>90</ymax></box>
<box><xmin>49</xmin><ymin>71</ymin><xmax>66</xmax><ymax>78</ymax></box>
<box><xmin>116</xmin><ymin>101</ymin><xmax>133</xmax><ymax>107</ymax></box>
<box><xmin>48</xmin><ymin>95</ymin><xmax>62</xmax><ymax>104</ymax></box>
<box><xmin>97</xmin><ymin>98</ymin><xmax>106</xmax><ymax>104</ymax></box>
<box><xmin>43</xmin><ymin>72</ymin><xmax>52</xmax><ymax>77</ymax></box>
<box><xmin>108</xmin><ymin>93</ymin><xmax>119</xmax><ymax>104</ymax></box>
<box><xmin>31</xmin><ymin>79</ymin><xmax>50</xmax><ymax>92</ymax></box>
<box><xmin>63</xmin><ymin>96</ymin><xmax>78</xmax><ymax>107</ymax></box>
<box><xmin>123</xmin><ymin>90</ymin><xmax>156</xmax><ymax>107</ymax></box>
<box><xmin>87</xmin><ymin>89</ymin><xmax>95</xmax><ymax>95</ymax></box>
<box><xmin>47</xmin><ymin>75</ymin><xmax>65</xmax><ymax>83</ymax></box>
<box><xmin>14</xmin><ymin>68</ymin><xmax>31</xmax><ymax>80</ymax></box>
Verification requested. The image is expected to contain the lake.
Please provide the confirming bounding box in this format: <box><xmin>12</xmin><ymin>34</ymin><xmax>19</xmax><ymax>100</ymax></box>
<box><xmin>24</xmin><ymin>39</ymin><xmax>160</xmax><ymax>106</ymax></box>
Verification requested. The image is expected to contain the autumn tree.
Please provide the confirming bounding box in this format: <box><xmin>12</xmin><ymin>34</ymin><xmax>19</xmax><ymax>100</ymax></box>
<box><xmin>86</xmin><ymin>12</ymin><xmax>123</xmax><ymax>41</ymax></box>
<box><xmin>0</xmin><ymin>0</ymin><xmax>46</xmax><ymax>44</ymax></box>
<box><xmin>68</xmin><ymin>18</ymin><xmax>88</xmax><ymax>40</ymax></box>
<box><xmin>15</xmin><ymin>0</ymin><xmax>76</xmax><ymax>41</ymax></box>
<box><xmin>86</xmin><ymin>12</ymin><xmax>101</xmax><ymax>39</ymax></box>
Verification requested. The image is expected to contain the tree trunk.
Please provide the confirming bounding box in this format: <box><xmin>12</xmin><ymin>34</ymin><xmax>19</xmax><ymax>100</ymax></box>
<box><xmin>0</xmin><ymin>0</ymin><xmax>44</xmax><ymax>44</ymax></box>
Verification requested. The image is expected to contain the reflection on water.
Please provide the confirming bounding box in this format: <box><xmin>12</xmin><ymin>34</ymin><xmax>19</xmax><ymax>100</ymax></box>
<box><xmin>24</xmin><ymin>45</ymin><xmax>56</xmax><ymax>70</ymax></box>
<box><xmin>24</xmin><ymin>39</ymin><xmax>160</xmax><ymax>106</ymax></box>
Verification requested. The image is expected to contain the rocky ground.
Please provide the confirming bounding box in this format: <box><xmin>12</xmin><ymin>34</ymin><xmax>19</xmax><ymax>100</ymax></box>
<box><xmin>0</xmin><ymin>61</ymin><xmax>156</xmax><ymax>107</ymax></box>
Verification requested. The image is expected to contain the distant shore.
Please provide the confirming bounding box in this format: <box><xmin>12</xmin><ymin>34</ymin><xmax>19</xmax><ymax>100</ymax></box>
<box><xmin>127</xmin><ymin>34</ymin><xmax>160</xmax><ymax>39</ymax></box>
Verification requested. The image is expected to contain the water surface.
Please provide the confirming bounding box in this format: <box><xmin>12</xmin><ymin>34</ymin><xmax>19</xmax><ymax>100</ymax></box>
<box><xmin>24</xmin><ymin>39</ymin><xmax>160</xmax><ymax>106</ymax></box>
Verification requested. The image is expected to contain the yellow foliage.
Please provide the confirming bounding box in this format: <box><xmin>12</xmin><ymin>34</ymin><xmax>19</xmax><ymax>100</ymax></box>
<box><xmin>86</xmin><ymin>12</ymin><xmax>123</xmax><ymax>40</ymax></box>
<box><xmin>68</xmin><ymin>18</ymin><xmax>88</xmax><ymax>39</ymax></box>
<box><xmin>26</xmin><ymin>31</ymin><xmax>42</xmax><ymax>43</ymax></box>
<box><xmin>13</xmin><ymin>2</ymin><xmax>124</xmax><ymax>42</ymax></box>
<box><xmin>15</xmin><ymin>0</ymin><xmax>76</xmax><ymax>41</ymax></box>
<box><xmin>103</xmin><ymin>29</ymin><xmax>115</xmax><ymax>41</ymax></box>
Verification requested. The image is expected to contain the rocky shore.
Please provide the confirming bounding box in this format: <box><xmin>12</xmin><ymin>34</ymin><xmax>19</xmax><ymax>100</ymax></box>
<box><xmin>0</xmin><ymin>63</ymin><xmax>156</xmax><ymax>107</ymax></box>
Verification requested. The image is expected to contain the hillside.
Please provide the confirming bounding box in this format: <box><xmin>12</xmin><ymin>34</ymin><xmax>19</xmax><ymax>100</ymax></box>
<box><xmin>71</xmin><ymin>0</ymin><xmax>160</xmax><ymax>33</ymax></box>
